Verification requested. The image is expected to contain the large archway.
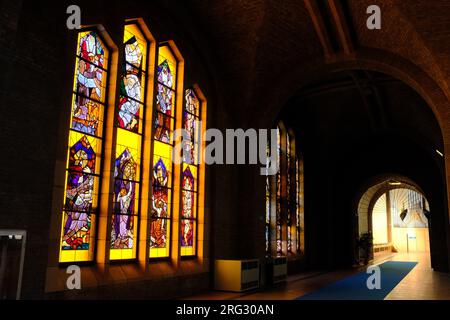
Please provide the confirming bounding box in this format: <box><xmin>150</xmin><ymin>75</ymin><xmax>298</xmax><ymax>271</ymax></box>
<box><xmin>277</xmin><ymin>69</ymin><xmax>449</xmax><ymax>272</ymax></box>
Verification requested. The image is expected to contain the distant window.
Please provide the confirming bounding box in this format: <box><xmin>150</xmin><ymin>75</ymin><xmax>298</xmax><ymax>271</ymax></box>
<box><xmin>266</xmin><ymin>123</ymin><xmax>304</xmax><ymax>256</ymax></box>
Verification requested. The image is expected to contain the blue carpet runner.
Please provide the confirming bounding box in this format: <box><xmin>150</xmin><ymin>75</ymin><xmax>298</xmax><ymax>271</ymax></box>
<box><xmin>297</xmin><ymin>261</ymin><xmax>417</xmax><ymax>300</ymax></box>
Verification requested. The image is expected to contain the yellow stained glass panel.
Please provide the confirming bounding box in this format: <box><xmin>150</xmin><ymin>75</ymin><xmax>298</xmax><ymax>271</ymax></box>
<box><xmin>124</xmin><ymin>24</ymin><xmax>147</xmax><ymax>72</ymax></box>
<box><xmin>153</xmin><ymin>140</ymin><xmax>173</xmax><ymax>188</ymax></box>
<box><xmin>157</xmin><ymin>45</ymin><xmax>177</xmax><ymax>90</ymax></box>
<box><xmin>77</xmin><ymin>31</ymin><xmax>109</xmax><ymax>67</ymax></box>
<box><xmin>182</xmin><ymin>163</ymin><xmax>198</xmax><ymax>192</ymax></box>
<box><xmin>149</xmin><ymin>219</ymin><xmax>171</xmax><ymax>258</ymax></box>
<box><xmin>66</xmin><ymin>130</ymin><xmax>103</xmax><ymax>175</ymax></box>
<box><xmin>180</xmin><ymin>219</ymin><xmax>196</xmax><ymax>256</ymax></box>
<box><xmin>59</xmin><ymin>212</ymin><xmax>96</xmax><ymax>263</ymax></box>
<box><xmin>116</xmin><ymin>128</ymin><xmax>142</xmax><ymax>176</ymax></box>
<box><xmin>110</xmin><ymin>213</ymin><xmax>139</xmax><ymax>260</ymax></box>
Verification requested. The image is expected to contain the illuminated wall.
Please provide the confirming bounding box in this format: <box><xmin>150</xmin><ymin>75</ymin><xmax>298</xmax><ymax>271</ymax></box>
<box><xmin>372</xmin><ymin>194</ymin><xmax>388</xmax><ymax>244</ymax></box>
<box><xmin>371</xmin><ymin>188</ymin><xmax>430</xmax><ymax>252</ymax></box>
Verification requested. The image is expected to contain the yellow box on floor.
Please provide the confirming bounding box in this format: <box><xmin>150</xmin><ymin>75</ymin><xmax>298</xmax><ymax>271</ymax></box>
<box><xmin>214</xmin><ymin>259</ymin><xmax>259</xmax><ymax>292</ymax></box>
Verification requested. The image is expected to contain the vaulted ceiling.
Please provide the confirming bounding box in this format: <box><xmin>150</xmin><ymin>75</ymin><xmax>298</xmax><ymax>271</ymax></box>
<box><xmin>184</xmin><ymin>0</ymin><xmax>450</xmax><ymax>121</ymax></box>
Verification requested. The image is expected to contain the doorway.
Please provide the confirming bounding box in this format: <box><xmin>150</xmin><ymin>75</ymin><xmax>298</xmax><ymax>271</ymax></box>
<box><xmin>371</xmin><ymin>188</ymin><xmax>430</xmax><ymax>255</ymax></box>
<box><xmin>0</xmin><ymin>230</ymin><xmax>26</xmax><ymax>300</ymax></box>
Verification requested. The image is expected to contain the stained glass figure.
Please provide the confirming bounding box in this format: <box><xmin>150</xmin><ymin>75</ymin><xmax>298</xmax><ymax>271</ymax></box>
<box><xmin>62</xmin><ymin>212</ymin><xmax>92</xmax><ymax>250</ymax></box>
<box><xmin>153</xmin><ymin>46</ymin><xmax>176</xmax><ymax>144</ymax></box>
<box><xmin>150</xmin><ymin>158</ymin><xmax>169</xmax><ymax>250</ymax></box>
<box><xmin>65</xmin><ymin>138</ymin><xmax>96</xmax><ymax>230</ymax></box>
<box><xmin>117</xmin><ymin>25</ymin><xmax>146</xmax><ymax>134</ymax></box>
<box><xmin>156</xmin><ymin>84</ymin><xmax>173</xmax><ymax>115</ymax></box>
<box><xmin>111</xmin><ymin>149</ymin><xmax>137</xmax><ymax>250</ymax></box>
<box><xmin>181</xmin><ymin>166</ymin><xmax>195</xmax><ymax>248</ymax></box>
<box><xmin>157</xmin><ymin>60</ymin><xmax>173</xmax><ymax>88</ymax></box>
<box><xmin>72</xmin><ymin>32</ymin><xmax>107</xmax><ymax>136</ymax></box>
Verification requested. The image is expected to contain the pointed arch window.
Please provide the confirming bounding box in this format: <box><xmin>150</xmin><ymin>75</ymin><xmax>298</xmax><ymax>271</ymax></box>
<box><xmin>60</xmin><ymin>31</ymin><xmax>109</xmax><ymax>263</ymax></box>
<box><xmin>287</xmin><ymin>133</ymin><xmax>293</xmax><ymax>253</ymax></box>
<box><xmin>276</xmin><ymin>126</ymin><xmax>282</xmax><ymax>254</ymax></box>
<box><xmin>266</xmin><ymin>123</ymin><xmax>304</xmax><ymax>257</ymax></box>
<box><xmin>110</xmin><ymin>23</ymin><xmax>148</xmax><ymax>260</ymax></box>
<box><xmin>149</xmin><ymin>44</ymin><xmax>180</xmax><ymax>258</ymax></box>
<box><xmin>180</xmin><ymin>88</ymin><xmax>202</xmax><ymax>256</ymax></box>
<box><xmin>265</xmin><ymin>143</ymin><xmax>271</xmax><ymax>254</ymax></box>
<box><xmin>296</xmin><ymin>156</ymin><xmax>305</xmax><ymax>253</ymax></box>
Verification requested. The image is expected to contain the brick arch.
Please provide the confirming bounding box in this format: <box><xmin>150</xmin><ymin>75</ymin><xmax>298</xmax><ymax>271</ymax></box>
<box><xmin>257</xmin><ymin>48</ymin><xmax>450</xmax><ymax>138</ymax></box>
<box><xmin>256</xmin><ymin>48</ymin><xmax>450</xmax><ymax>270</ymax></box>
<box><xmin>255</xmin><ymin>47</ymin><xmax>450</xmax><ymax>230</ymax></box>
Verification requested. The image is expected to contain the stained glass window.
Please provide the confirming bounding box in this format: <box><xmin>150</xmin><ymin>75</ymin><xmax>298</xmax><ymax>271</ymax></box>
<box><xmin>60</xmin><ymin>31</ymin><xmax>109</xmax><ymax>263</ymax></box>
<box><xmin>296</xmin><ymin>157</ymin><xmax>305</xmax><ymax>253</ymax></box>
<box><xmin>268</xmin><ymin>123</ymin><xmax>304</xmax><ymax>256</ymax></box>
<box><xmin>154</xmin><ymin>46</ymin><xmax>176</xmax><ymax>144</ymax></box>
<box><xmin>295</xmin><ymin>157</ymin><xmax>300</xmax><ymax>252</ymax></box>
<box><xmin>180</xmin><ymin>89</ymin><xmax>201</xmax><ymax>256</ymax></box>
<box><xmin>276</xmin><ymin>127</ymin><xmax>282</xmax><ymax>254</ymax></box>
<box><xmin>150</xmin><ymin>45</ymin><xmax>178</xmax><ymax>258</ymax></box>
<box><xmin>265</xmin><ymin>142</ymin><xmax>271</xmax><ymax>254</ymax></box>
<box><xmin>109</xmin><ymin>23</ymin><xmax>148</xmax><ymax>260</ymax></box>
<box><xmin>286</xmin><ymin>133</ymin><xmax>292</xmax><ymax>253</ymax></box>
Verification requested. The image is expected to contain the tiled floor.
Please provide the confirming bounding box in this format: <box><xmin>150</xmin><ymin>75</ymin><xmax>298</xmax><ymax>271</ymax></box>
<box><xmin>184</xmin><ymin>252</ymin><xmax>450</xmax><ymax>300</ymax></box>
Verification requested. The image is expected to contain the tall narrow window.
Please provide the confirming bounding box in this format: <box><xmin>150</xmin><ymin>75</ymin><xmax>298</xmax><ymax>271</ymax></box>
<box><xmin>286</xmin><ymin>133</ymin><xmax>292</xmax><ymax>253</ymax></box>
<box><xmin>180</xmin><ymin>89</ymin><xmax>201</xmax><ymax>256</ymax></box>
<box><xmin>150</xmin><ymin>45</ymin><xmax>178</xmax><ymax>258</ymax></box>
<box><xmin>296</xmin><ymin>156</ymin><xmax>305</xmax><ymax>253</ymax></box>
<box><xmin>276</xmin><ymin>127</ymin><xmax>282</xmax><ymax>254</ymax></box>
<box><xmin>265</xmin><ymin>142</ymin><xmax>271</xmax><ymax>254</ymax></box>
<box><xmin>110</xmin><ymin>23</ymin><xmax>148</xmax><ymax>260</ymax></box>
<box><xmin>60</xmin><ymin>31</ymin><xmax>109</xmax><ymax>263</ymax></box>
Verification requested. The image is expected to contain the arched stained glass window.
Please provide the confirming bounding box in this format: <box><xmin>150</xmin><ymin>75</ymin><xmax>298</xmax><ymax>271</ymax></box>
<box><xmin>60</xmin><ymin>31</ymin><xmax>109</xmax><ymax>263</ymax></box>
<box><xmin>180</xmin><ymin>88</ymin><xmax>201</xmax><ymax>256</ymax></box>
<box><xmin>267</xmin><ymin>122</ymin><xmax>304</xmax><ymax>257</ymax></box>
<box><xmin>110</xmin><ymin>23</ymin><xmax>148</xmax><ymax>260</ymax></box>
<box><xmin>265</xmin><ymin>142</ymin><xmax>271</xmax><ymax>254</ymax></box>
<box><xmin>287</xmin><ymin>133</ymin><xmax>292</xmax><ymax>253</ymax></box>
<box><xmin>276</xmin><ymin>126</ymin><xmax>282</xmax><ymax>254</ymax></box>
<box><xmin>296</xmin><ymin>157</ymin><xmax>305</xmax><ymax>253</ymax></box>
<box><xmin>150</xmin><ymin>45</ymin><xmax>179</xmax><ymax>258</ymax></box>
